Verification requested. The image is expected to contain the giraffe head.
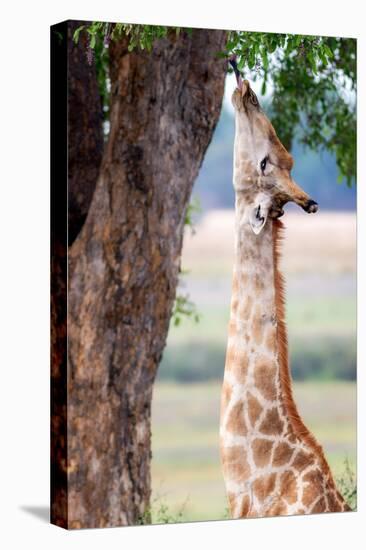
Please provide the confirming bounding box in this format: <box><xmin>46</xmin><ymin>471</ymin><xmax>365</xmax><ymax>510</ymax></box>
<box><xmin>230</xmin><ymin>60</ymin><xmax>318</xmax><ymax>234</ymax></box>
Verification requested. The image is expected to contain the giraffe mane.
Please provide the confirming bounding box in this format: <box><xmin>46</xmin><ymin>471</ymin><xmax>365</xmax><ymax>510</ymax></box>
<box><xmin>272</xmin><ymin>219</ymin><xmax>333</xmax><ymax>473</ymax></box>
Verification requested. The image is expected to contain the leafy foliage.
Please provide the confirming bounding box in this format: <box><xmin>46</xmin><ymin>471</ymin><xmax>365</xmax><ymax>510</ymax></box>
<box><xmin>171</xmin><ymin>293</ymin><xmax>201</xmax><ymax>327</ymax></box>
<box><xmin>137</xmin><ymin>494</ymin><xmax>188</xmax><ymax>525</ymax></box>
<box><xmin>74</xmin><ymin>24</ymin><xmax>356</xmax><ymax>186</ymax></box>
<box><xmin>184</xmin><ymin>196</ymin><xmax>201</xmax><ymax>235</ymax></box>
<box><xmin>223</xmin><ymin>32</ymin><xmax>356</xmax><ymax>185</ymax></box>
<box><xmin>336</xmin><ymin>458</ymin><xmax>357</xmax><ymax>510</ymax></box>
<box><xmin>73</xmin><ymin>22</ymin><xmax>187</xmax><ymax>55</ymax></box>
<box><xmin>172</xmin><ymin>197</ymin><xmax>202</xmax><ymax>327</ymax></box>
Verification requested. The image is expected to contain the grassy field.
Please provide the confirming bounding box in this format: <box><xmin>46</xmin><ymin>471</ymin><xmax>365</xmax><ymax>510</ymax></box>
<box><xmin>150</xmin><ymin>211</ymin><xmax>356</xmax><ymax>523</ymax></box>
<box><xmin>151</xmin><ymin>380</ymin><xmax>356</xmax><ymax>522</ymax></box>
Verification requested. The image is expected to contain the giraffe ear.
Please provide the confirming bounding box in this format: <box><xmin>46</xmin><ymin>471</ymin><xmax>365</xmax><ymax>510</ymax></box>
<box><xmin>249</xmin><ymin>203</ymin><xmax>269</xmax><ymax>235</ymax></box>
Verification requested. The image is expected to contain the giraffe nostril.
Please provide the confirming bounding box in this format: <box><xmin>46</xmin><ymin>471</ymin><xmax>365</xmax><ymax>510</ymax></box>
<box><xmin>304</xmin><ymin>199</ymin><xmax>318</xmax><ymax>214</ymax></box>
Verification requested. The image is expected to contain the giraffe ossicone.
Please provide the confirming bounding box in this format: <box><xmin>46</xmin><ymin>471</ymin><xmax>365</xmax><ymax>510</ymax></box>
<box><xmin>220</xmin><ymin>73</ymin><xmax>350</xmax><ymax>518</ymax></box>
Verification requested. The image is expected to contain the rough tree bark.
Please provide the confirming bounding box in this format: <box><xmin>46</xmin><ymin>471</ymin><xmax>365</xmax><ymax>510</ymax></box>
<box><xmin>65</xmin><ymin>28</ymin><xmax>227</xmax><ymax>529</ymax></box>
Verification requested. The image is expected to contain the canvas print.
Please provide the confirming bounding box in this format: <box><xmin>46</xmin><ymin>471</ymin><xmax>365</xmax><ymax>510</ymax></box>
<box><xmin>51</xmin><ymin>20</ymin><xmax>356</xmax><ymax>529</ymax></box>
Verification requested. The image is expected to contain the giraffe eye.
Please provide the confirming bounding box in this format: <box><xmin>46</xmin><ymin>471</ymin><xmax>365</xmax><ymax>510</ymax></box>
<box><xmin>260</xmin><ymin>157</ymin><xmax>267</xmax><ymax>172</ymax></box>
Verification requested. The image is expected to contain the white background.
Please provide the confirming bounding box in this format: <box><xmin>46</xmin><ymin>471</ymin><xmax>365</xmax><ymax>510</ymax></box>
<box><xmin>0</xmin><ymin>1</ymin><xmax>364</xmax><ymax>549</ymax></box>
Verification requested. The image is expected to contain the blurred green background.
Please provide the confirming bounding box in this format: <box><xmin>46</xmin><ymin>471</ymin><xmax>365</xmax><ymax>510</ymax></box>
<box><xmin>150</xmin><ymin>85</ymin><xmax>356</xmax><ymax>523</ymax></box>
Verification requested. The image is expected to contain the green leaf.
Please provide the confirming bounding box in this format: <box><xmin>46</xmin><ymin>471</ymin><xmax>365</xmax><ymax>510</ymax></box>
<box><xmin>247</xmin><ymin>50</ymin><xmax>255</xmax><ymax>69</ymax></box>
<box><xmin>323</xmin><ymin>44</ymin><xmax>334</xmax><ymax>59</ymax></box>
<box><xmin>73</xmin><ymin>25</ymin><xmax>84</xmax><ymax>44</ymax></box>
<box><xmin>237</xmin><ymin>56</ymin><xmax>245</xmax><ymax>70</ymax></box>
<box><xmin>307</xmin><ymin>51</ymin><xmax>318</xmax><ymax>74</ymax></box>
<box><xmin>90</xmin><ymin>34</ymin><xmax>96</xmax><ymax>49</ymax></box>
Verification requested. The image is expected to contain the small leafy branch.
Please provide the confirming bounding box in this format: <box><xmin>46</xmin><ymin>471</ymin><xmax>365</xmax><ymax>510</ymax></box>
<box><xmin>223</xmin><ymin>33</ymin><xmax>335</xmax><ymax>94</ymax></box>
<box><xmin>137</xmin><ymin>494</ymin><xmax>188</xmax><ymax>525</ymax></box>
<box><xmin>171</xmin><ymin>292</ymin><xmax>201</xmax><ymax>327</ymax></box>
<box><xmin>184</xmin><ymin>196</ymin><xmax>201</xmax><ymax>236</ymax></box>
<box><xmin>73</xmin><ymin>22</ymin><xmax>190</xmax><ymax>60</ymax></box>
<box><xmin>171</xmin><ymin>196</ymin><xmax>202</xmax><ymax>327</ymax></box>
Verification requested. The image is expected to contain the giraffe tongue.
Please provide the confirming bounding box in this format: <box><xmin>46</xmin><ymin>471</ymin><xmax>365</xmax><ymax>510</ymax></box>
<box><xmin>229</xmin><ymin>55</ymin><xmax>243</xmax><ymax>90</ymax></box>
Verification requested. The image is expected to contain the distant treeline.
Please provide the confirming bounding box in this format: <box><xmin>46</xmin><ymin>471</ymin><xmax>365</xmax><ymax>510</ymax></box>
<box><xmin>157</xmin><ymin>336</ymin><xmax>356</xmax><ymax>383</ymax></box>
<box><xmin>194</xmin><ymin>107</ymin><xmax>356</xmax><ymax>212</ymax></box>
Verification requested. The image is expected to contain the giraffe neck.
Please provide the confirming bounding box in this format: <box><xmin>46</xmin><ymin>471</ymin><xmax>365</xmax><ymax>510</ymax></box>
<box><xmin>220</xmin><ymin>196</ymin><xmax>347</xmax><ymax>517</ymax></box>
<box><xmin>229</xmin><ymin>195</ymin><xmax>283</xmax><ymax>415</ymax></box>
<box><xmin>226</xmin><ymin>194</ymin><xmax>319</xmax><ymax>445</ymax></box>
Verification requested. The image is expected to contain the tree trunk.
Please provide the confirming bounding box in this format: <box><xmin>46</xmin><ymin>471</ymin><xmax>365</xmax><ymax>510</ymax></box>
<box><xmin>66</xmin><ymin>29</ymin><xmax>228</xmax><ymax>528</ymax></box>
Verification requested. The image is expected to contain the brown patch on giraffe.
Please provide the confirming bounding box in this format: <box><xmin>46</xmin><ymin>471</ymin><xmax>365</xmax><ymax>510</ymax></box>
<box><xmin>292</xmin><ymin>449</ymin><xmax>314</xmax><ymax>473</ymax></box>
<box><xmin>225</xmin><ymin>346</ymin><xmax>236</xmax><ymax>365</ymax></box>
<box><xmin>264</xmin><ymin>325</ymin><xmax>277</xmax><ymax>350</ymax></box>
<box><xmin>311</xmin><ymin>497</ymin><xmax>327</xmax><ymax>514</ymax></box>
<box><xmin>286</xmin><ymin>431</ymin><xmax>298</xmax><ymax>445</ymax></box>
<box><xmin>302</xmin><ymin>469</ymin><xmax>324</xmax><ymax>507</ymax></box>
<box><xmin>254</xmin><ymin>355</ymin><xmax>277</xmax><ymax>401</ymax></box>
<box><xmin>231</xmin><ymin>350</ymin><xmax>249</xmax><ymax>384</ymax></box>
<box><xmin>272</xmin><ymin>441</ymin><xmax>294</xmax><ymax>467</ymax></box>
<box><xmin>336</xmin><ymin>490</ymin><xmax>351</xmax><ymax>511</ymax></box>
<box><xmin>262</xmin><ymin>258</ymin><xmax>271</xmax><ymax>271</ymax></box>
<box><xmin>239</xmin><ymin>294</ymin><xmax>253</xmax><ymax>321</ymax></box>
<box><xmin>268</xmin><ymin>498</ymin><xmax>288</xmax><ymax>516</ymax></box>
<box><xmin>238</xmin><ymin>494</ymin><xmax>251</xmax><ymax>517</ymax></box>
<box><xmin>231</xmin><ymin>297</ymin><xmax>239</xmax><ymax>313</ymax></box>
<box><xmin>232</xmin><ymin>274</ymin><xmax>239</xmax><ymax>294</ymax></box>
<box><xmin>279</xmin><ymin>470</ymin><xmax>297</xmax><ymax>504</ymax></box>
<box><xmin>247</xmin><ymin>392</ymin><xmax>263</xmax><ymax>427</ymax></box>
<box><xmin>222</xmin><ymin>445</ymin><xmax>242</xmax><ymax>463</ymax></box>
<box><xmin>222</xmin><ymin>446</ymin><xmax>250</xmax><ymax>479</ymax></box>
<box><xmin>252</xmin><ymin>438</ymin><xmax>273</xmax><ymax>467</ymax></box>
<box><xmin>258</xmin><ymin>407</ymin><xmax>284</xmax><ymax>435</ymax></box>
<box><xmin>227</xmin><ymin>491</ymin><xmax>236</xmax><ymax>512</ymax></box>
<box><xmin>228</xmin><ymin>321</ymin><xmax>237</xmax><ymax>339</ymax></box>
<box><xmin>253</xmin><ymin>472</ymin><xmax>277</xmax><ymax>501</ymax></box>
<box><xmin>221</xmin><ymin>381</ymin><xmax>232</xmax><ymax>412</ymax></box>
<box><xmin>326</xmin><ymin>490</ymin><xmax>343</xmax><ymax>512</ymax></box>
<box><xmin>252</xmin><ymin>304</ymin><xmax>264</xmax><ymax>345</ymax></box>
<box><xmin>240</xmin><ymin>272</ymin><xmax>249</xmax><ymax>287</ymax></box>
<box><xmin>303</xmin><ymin>468</ymin><xmax>324</xmax><ymax>487</ymax></box>
<box><xmin>226</xmin><ymin>400</ymin><xmax>248</xmax><ymax>436</ymax></box>
<box><xmin>302</xmin><ymin>486</ymin><xmax>319</xmax><ymax>508</ymax></box>
<box><xmin>253</xmin><ymin>272</ymin><xmax>265</xmax><ymax>293</ymax></box>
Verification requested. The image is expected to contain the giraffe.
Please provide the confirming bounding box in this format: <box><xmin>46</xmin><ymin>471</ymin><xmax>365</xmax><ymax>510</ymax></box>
<box><xmin>220</xmin><ymin>64</ymin><xmax>351</xmax><ymax>519</ymax></box>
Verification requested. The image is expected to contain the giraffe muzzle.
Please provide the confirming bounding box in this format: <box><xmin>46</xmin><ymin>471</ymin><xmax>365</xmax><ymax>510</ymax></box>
<box><xmin>303</xmin><ymin>199</ymin><xmax>319</xmax><ymax>214</ymax></box>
